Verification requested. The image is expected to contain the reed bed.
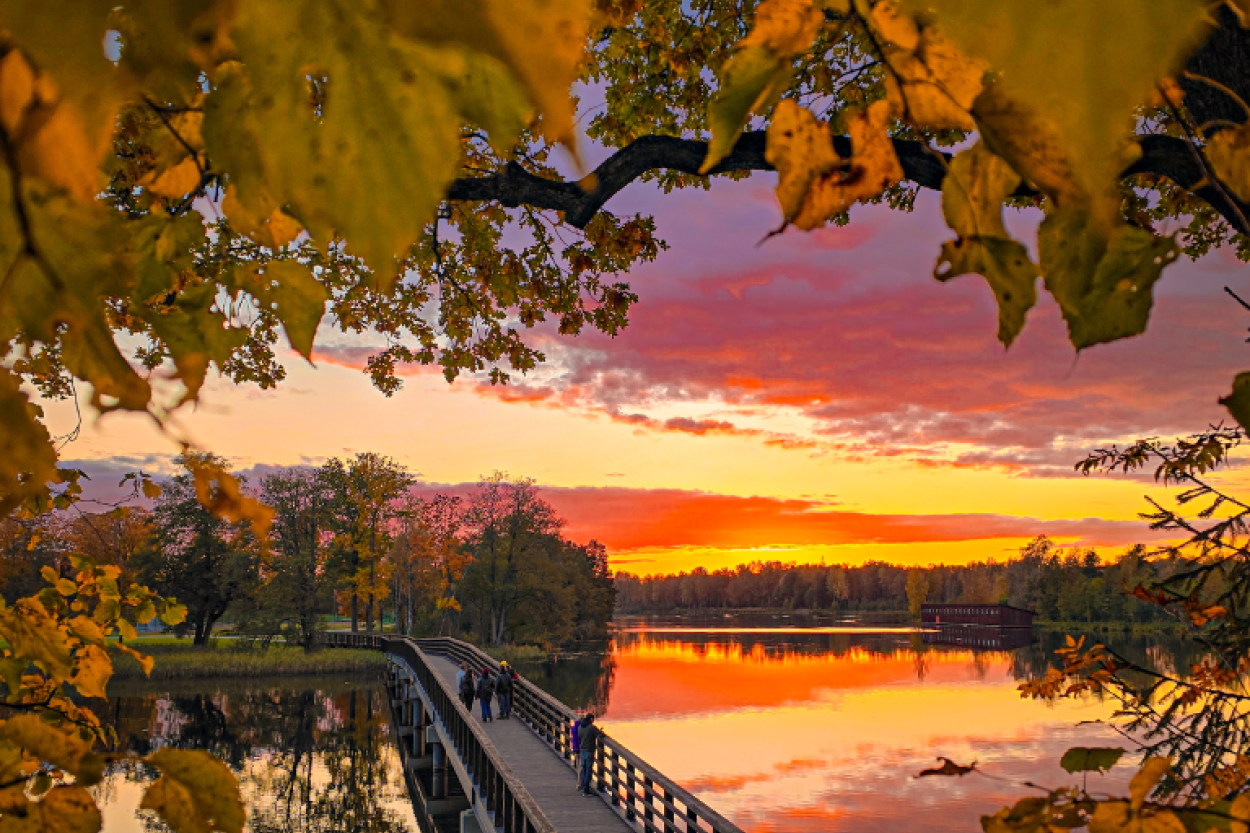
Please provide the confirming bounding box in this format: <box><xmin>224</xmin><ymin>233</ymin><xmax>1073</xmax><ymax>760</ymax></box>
<box><xmin>109</xmin><ymin>640</ymin><xmax>387</xmax><ymax>679</ymax></box>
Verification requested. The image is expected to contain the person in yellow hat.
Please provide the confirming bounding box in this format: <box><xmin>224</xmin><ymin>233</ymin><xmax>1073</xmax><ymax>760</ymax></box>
<box><xmin>496</xmin><ymin>661</ymin><xmax>515</xmax><ymax>718</ymax></box>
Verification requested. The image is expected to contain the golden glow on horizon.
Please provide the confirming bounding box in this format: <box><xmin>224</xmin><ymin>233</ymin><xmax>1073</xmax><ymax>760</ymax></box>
<box><xmin>36</xmin><ymin>348</ymin><xmax>1215</xmax><ymax>570</ymax></box>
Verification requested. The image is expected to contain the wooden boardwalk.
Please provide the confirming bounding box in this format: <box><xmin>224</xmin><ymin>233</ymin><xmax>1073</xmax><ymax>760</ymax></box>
<box><xmin>424</xmin><ymin>653</ymin><xmax>633</xmax><ymax>833</ymax></box>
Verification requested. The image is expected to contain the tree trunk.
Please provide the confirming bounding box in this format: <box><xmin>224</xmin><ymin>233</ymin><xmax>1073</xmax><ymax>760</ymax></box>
<box><xmin>350</xmin><ymin>546</ymin><xmax>359</xmax><ymax>633</ymax></box>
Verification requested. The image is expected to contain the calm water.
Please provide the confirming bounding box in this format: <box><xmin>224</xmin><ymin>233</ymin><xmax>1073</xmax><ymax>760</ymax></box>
<box><xmin>93</xmin><ymin>678</ymin><xmax>418</xmax><ymax>833</ymax></box>
<box><xmin>514</xmin><ymin>614</ymin><xmax>1174</xmax><ymax>833</ymax></box>
<box><xmin>89</xmin><ymin>618</ymin><xmax>1180</xmax><ymax>833</ymax></box>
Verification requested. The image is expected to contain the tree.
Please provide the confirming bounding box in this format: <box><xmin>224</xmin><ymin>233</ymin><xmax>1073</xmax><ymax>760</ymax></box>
<box><xmin>388</xmin><ymin>493</ymin><xmax>473</xmax><ymax>636</ymax></box>
<box><xmin>6</xmin><ymin>1</ymin><xmax>1250</xmax><ymax>518</ymax></box>
<box><xmin>905</xmin><ymin>570</ymin><xmax>928</xmax><ymax>619</ymax></box>
<box><xmin>242</xmin><ymin>466</ymin><xmax>340</xmax><ymax>651</ymax></box>
<box><xmin>133</xmin><ymin>453</ymin><xmax>261</xmax><ymax>645</ymax></box>
<box><xmin>321</xmin><ymin>454</ymin><xmax>414</xmax><ymax>633</ymax></box>
<box><xmin>460</xmin><ymin>473</ymin><xmax>564</xmax><ymax>645</ymax></box>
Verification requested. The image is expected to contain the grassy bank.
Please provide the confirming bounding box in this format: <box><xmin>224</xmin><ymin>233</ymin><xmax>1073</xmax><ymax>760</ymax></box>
<box><xmin>481</xmin><ymin>644</ymin><xmax>549</xmax><ymax>663</ymax></box>
<box><xmin>110</xmin><ymin>638</ymin><xmax>387</xmax><ymax>680</ymax></box>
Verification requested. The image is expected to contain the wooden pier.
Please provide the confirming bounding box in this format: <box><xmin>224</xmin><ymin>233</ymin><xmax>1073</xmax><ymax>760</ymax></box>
<box><xmin>324</xmin><ymin>633</ymin><xmax>743</xmax><ymax>833</ymax></box>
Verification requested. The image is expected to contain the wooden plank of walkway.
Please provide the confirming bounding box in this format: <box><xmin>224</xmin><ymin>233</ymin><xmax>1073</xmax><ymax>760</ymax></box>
<box><xmin>425</xmin><ymin>653</ymin><xmax>634</xmax><ymax>833</ymax></box>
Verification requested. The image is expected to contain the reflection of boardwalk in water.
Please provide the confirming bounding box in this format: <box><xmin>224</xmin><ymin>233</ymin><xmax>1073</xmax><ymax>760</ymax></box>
<box><xmin>922</xmin><ymin>625</ymin><xmax>1038</xmax><ymax>651</ymax></box>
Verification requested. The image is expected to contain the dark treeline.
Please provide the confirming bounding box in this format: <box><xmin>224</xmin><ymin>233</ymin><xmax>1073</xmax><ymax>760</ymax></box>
<box><xmin>615</xmin><ymin>536</ymin><xmax>1173</xmax><ymax>624</ymax></box>
<box><xmin>1</xmin><ymin>454</ymin><xmax>614</xmax><ymax>651</ymax></box>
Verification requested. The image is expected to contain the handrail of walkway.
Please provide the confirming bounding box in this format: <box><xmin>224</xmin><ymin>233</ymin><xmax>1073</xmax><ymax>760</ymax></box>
<box><xmin>410</xmin><ymin>635</ymin><xmax>744</xmax><ymax>833</ymax></box>
<box><xmin>324</xmin><ymin>631</ymin><xmax>556</xmax><ymax>833</ymax></box>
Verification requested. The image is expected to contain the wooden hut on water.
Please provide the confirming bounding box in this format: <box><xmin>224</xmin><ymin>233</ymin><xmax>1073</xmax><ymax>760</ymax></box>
<box><xmin>919</xmin><ymin>603</ymin><xmax>1035</xmax><ymax>629</ymax></box>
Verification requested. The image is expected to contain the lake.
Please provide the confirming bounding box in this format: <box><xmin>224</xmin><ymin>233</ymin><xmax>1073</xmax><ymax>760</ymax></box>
<box><xmin>95</xmin><ymin>678</ymin><xmax>419</xmax><ymax>833</ymax></box>
<box><xmin>93</xmin><ymin>616</ymin><xmax>1173</xmax><ymax>832</ymax></box>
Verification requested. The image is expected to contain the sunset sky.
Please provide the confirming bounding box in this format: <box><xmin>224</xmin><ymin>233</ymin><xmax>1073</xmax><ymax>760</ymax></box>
<box><xmin>38</xmin><ymin>160</ymin><xmax>1250</xmax><ymax>574</ymax></box>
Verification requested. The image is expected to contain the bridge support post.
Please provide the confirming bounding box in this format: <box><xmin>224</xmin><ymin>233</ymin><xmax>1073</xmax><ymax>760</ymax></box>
<box><xmin>430</xmin><ymin>737</ymin><xmax>447</xmax><ymax>799</ymax></box>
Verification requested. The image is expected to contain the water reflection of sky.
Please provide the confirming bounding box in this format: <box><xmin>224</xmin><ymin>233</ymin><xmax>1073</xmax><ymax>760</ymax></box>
<box><xmin>598</xmin><ymin>628</ymin><xmax>1136</xmax><ymax>832</ymax></box>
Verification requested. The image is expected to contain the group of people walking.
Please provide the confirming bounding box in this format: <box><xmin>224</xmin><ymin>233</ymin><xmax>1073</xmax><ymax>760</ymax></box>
<box><xmin>453</xmin><ymin>659</ymin><xmax>604</xmax><ymax>797</ymax></box>
<box><xmin>456</xmin><ymin>661</ymin><xmax>516</xmax><ymax>721</ymax></box>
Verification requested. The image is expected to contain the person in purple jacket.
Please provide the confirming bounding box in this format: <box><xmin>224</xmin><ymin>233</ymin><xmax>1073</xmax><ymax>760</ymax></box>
<box><xmin>570</xmin><ymin>712</ymin><xmax>582</xmax><ymax>786</ymax></box>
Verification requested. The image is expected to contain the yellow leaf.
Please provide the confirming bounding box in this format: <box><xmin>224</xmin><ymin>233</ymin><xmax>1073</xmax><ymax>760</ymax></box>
<box><xmin>1141</xmin><ymin>810</ymin><xmax>1187</xmax><ymax>833</ymax></box>
<box><xmin>1130</xmin><ymin>757</ymin><xmax>1172</xmax><ymax>812</ymax></box>
<box><xmin>878</xmin><ymin>22</ymin><xmax>987</xmax><ymax>130</ymax></box>
<box><xmin>1087</xmin><ymin>801</ymin><xmax>1131</xmax><ymax>833</ymax></box>
<box><xmin>187</xmin><ymin>456</ymin><xmax>273</xmax><ymax>539</ymax></box>
<box><xmin>38</xmin><ymin>567</ymin><xmax>58</xmax><ymax>587</ymax></box>
<box><xmin>702</xmin><ymin>0</ymin><xmax>823</xmax><ymax>172</ymax></box>
<box><xmin>3</xmin><ymin>0</ymin><xmax>132</xmax><ymax>164</ymax></box>
<box><xmin>221</xmin><ymin>186</ymin><xmax>303</xmax><ymax>250</ymax></box>
<box><xmin>1207</xmin><ymin>124</ymin><xmax>1250</xmax><ymax>203</ymax></box>
<box><xmin>142</xmin><ymin>157</ymin><xmax>202</xmax><ymax>200</ymax></box>
<box><xmin>113</xmin><ymin>642</ymin><xmax>154</xmax><ymax>677</ymax></box>
<box><xmin>0</xmin><ymin>716</ymin><xmax>102</xmax><ymax>785</ymax></box>
<box><xmin>766</xmin><ymin>100</ymin><xmax>902</xmax><ymax>230</ymax></box>
<box><xmin>65</xmin><ymin>617</ymin><xmax>104</xmax><ymax>647</ymax></box>
<box><xmin>0</xmin><ymin>51</ymin><xmax>36</xmax><ymax>136</ymax></box>
<box><xmin>145</xmin><ymin>749</ymin><xmax>245</xmax><ymax>833</ymax></box>
<box><xmin>53</xmin><ymin>580</ymin><xmax>76</xmax><ymax>598</ymax></box>
<box><xmin>0</xmin><ymin>784</ymin><xmax>102</xmax><ymax>833</ymax></box>
<box><xmin>867</xmin><ymin>0</ymin><xmax>917</xmax><ymax>48</ymax></box>
<box><xmin>0</xmin><ymin>604</ymin><xmax>73</xmax><ymax>681</ymax></box>
<box><xmin>71</xmin><ymin>644</ymin><xmax>111</xmax><ymax>700</ymax></box>
<box><xmin>141</xmin><ymin>777</ymin><xmax>208</xmax><ymax>833</ymax></box>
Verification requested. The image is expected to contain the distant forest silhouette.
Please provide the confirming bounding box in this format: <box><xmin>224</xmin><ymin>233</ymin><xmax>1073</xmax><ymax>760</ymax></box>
<box><xmin>615</xmin><ymin>536</ymin><xmax>1172</xmax><ymax>624</ymax></box>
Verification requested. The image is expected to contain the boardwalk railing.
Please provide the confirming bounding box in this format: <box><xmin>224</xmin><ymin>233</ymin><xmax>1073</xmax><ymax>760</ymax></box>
<box><xmin>325</xmin><ymin>631</ymin><xmax>744</xmax><ymax>833</ymax></box>
<box><xmin>325</xmin><ymin>631</ymin><xmax>556</xmax><ymax>833</ymax></box>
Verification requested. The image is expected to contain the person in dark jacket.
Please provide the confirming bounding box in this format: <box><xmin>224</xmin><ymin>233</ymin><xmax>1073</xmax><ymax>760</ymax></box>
<box><xmin>476</xmin><ymin>668</ymin><xmax>496</xmax><ymax>721</ymax></box>
<box><xmin>495</xmin><ymin>661</ymin><xmax>515</xmax><ymax>719</ymax></box>
<box><xmin>577</xmin><ymin>714</ymin><xmax>601</xmax><ymax>795</ymax></box>
<box><xmin>457</xmin><ymin>663</ymin><xmax>475</xmax><ymax>712</ymax></box>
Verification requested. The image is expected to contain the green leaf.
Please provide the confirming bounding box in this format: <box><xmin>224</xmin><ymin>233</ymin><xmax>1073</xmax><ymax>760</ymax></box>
<box><xmin>935</xmin><ymin>143</ymin><xmax>1038</xmax><ymax>347</ymax></box>
<box><xmin>899</xmin><ymin>0</ymin><xmax>1210</xmax><ymax>223</ymax></box>
<box><xmin>144</xmin><ymin>748</ymin><xmax>245</xmax><ymax>833</ymax></box>
<box><xmin>1219</xmin><ymin>372</ymin><xmax>1250</xmax><ymax>432</ymax></box>
<box><xmin>1059</xmin><ymin>747</ymin><xmax>1124</xmax><ymax>773</ymax></box>
<box><xmin>204</xmin><ymin>3</ymin><xmax>465</xmax><ymax>283</ymax></box>
<box><xmin>703</xmin><ymin>47</ymin><xmax>793</xmax><ymax>174</ymax></box>
<box><xmin>935</xmin><ymin>237</ymin><xmax>1037</xmax><ymax>348</ymax></box>
<box><xmin>380</xmin><ymin>0</ymin><xmax>592</xmax><ymax>148</ymax></box>
<box><xmin>159</xmin><ymin>602</ymin><xmax>188</xmax><ymax>627</ymax></box>
<box><xmin>245</xmin><ymin>261</ymin><xmax>328</xmax><ymax>362</ymax></box>
<box><xmin>1038</xmin><ymin>207</ymin><xmax>1180</xmax><ymax>350</ymax></box>
<box><xmin>0</xmin><ymin>369</ymin><xmax>58</xmax><ymax>516</ymax></box>
<box><xmin>941</xmin><ymin>143</ymin><xmax>1019</xmax><ymax>240</ymax></box>
<box><xmin>702</xmin><ymin>0</ymin><xmax>823</xmax><ymax>173</ymax></box>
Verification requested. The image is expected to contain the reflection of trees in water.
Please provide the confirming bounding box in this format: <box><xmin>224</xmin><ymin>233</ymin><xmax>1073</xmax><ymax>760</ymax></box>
<box><xmin>100</xmin><ymin>683</ymin><xmax>414</xmax><ymax>833</ymax></box>
<box><xmin>515</xmin><ymin>642</ymin><xmax>617</xmax><ymax>713</ymax></box>
<box><xmin>506</xmin><ymin>627</ymin><xmax>1200</xmax><ymax>717</ymax></box>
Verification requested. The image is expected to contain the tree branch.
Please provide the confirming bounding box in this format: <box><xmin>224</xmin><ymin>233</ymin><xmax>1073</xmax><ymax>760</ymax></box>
<box><xmin>446</xmin><ymin>131</ymin><xmax>1250</xmax><ymax>234</ymax></box>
